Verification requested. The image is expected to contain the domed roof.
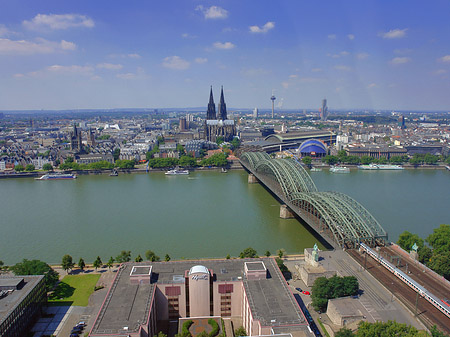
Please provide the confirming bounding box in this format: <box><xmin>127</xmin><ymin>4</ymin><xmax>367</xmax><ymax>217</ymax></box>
<box><xmin>188</xmin><ymin>265</ymin><xmax>209</xmax><ymax>275</ymax></box>
<box><xmin>299</xmin><ymin>139</ymin><xmax>327</xmax><ymax>154</ymax></box>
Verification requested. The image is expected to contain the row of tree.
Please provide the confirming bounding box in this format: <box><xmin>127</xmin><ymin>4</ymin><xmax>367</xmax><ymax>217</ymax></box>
<box><xmin>59</xmin><ymin>157</ymin><xmax>135</xmax><ymax>170</ymax></box>
<box><xmin>147</xmin><ymin>153</ymin><xmax>229</xmax><ymax>168</ymax></box>
<box><xmin>335</xmin><ymin>321</ymin><xmax>447</xmax><ymax>337</ymax></box>
<box><xmin>319</xmin><ymin>150</ymin><xmax>447</xmax><ymax>166</ymax></box>
<box><xmin>397</xmin><ymin>224</ymin><xmax>450</xmax><ymax>280</ymax></box>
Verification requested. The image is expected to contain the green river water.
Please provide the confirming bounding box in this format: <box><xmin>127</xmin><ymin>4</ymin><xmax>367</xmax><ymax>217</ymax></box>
<box><xmin>0</xmin><ymin>168</ymin><xmax>448</xmax><ymax>264</ymax></box>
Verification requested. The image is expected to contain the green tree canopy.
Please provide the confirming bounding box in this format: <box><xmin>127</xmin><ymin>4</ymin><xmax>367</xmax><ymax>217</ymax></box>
<box><xmin>335</xmin><ymin>328</ymin><xmax>355</xmax><ymax>337</ymax></box>
<box><xmin>61</xmin><ymin>254</ymin><xmax>75</xmax><ymax>273</ymax></box>
<box><xmin>78</xmin><ymin>258</ymin><xmax>85</xmax><ymax>271</ymax></box>
<box><xmin>165</xmin><ymin>254</ymin><xmax>171</xmax><ymax>262</ymax></box>
<box><xmin>146</xmin><ymin>250</ymin><xmax>160</xmax><ymax>262</ymax></box>
<box><xmin>116</xmin><ymin>250</ymin><xmax>131</xmax><ymax>263</ymax></box>
<box><xmin>234</xmin><ymin>326</ymin><xmax>247</xmax><ymax>337</ymax></box>
<box><xmin>426</xmin><ymin>224</ymin><xmax>450</xmax><ymax>254</ymax></box>
<box><xmin>179</xmin><ymin>155</ymin><xmax>197</xmax><ymax>167</ymax></box>
<box><xmin>356</xmin><ymin>320</ymin><xmax>420</xmax><ymax>337</ymax></box>
<box><xmin>25</xmin><ymin>164</ymin><xmax>35</xmax><ymax>171</ymax></box>
<box><xmin>302</xmin><ymin>156</ymin><xmax>312</xmax><ymax>166</ymax></box>
<box><xmin>322</xmin><ymin>155</ymin><xmax>338</xmax><ymax>165</ymax></box>
<box><xmin>113</xmin><ymin>148</ymin><xmax>121</xmax><ymax>161</ymax></box>
<box><xmin>135</xmin><ymin>254</ymin><xmax>143</xmax><ymax>262</ymax></box>
<box><xmin>10</xmin><ymin>259</ymin><xmax>59</xmax><ymax>291</ymax></box>
<box><xmin>14</xmin><ymin>164</ymin><xmax>24</xmax><ymax>172</ymax></box>
<box><xmin>115</xmin><ymin>159</ymin><xmax>135</xmax><ymax>169</ymax></box>
<box><xmin>311</xmin><ymin>275</ymin><xmax>359</xmax><ymax>311</ymax></box>
<box><xmin>397</xmin><ymin>231</ymin><xmax>424</xmax><ymax>251</ymax></box>
<box><xmin>42</xmin><ymin>163</ymin><xmax>53</xmax><ymax>171</ymax></box>
<box><xmin>107</xmin><ymin>257</ymin><xmax>115</xmax><ymax>270</ymax></box>
<box><xmin>93</xmin><ymin>256</ymin><xmax>102</xmax><ymax>270</ymax></box>
<box><xmin>239</xmin><ymin>247</ymin><xmax>258</xmax><ymax>258</ymax></box>
<box><xmin>428</xmin><ymin>251</ymin><xmax>450</xmax><ymax>280</ymax></box>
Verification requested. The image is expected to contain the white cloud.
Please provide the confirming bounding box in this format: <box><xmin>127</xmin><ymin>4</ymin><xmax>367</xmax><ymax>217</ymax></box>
<box><xmin>328</xmin><ymin>34</ymin><xmax>336</xmax><ymax>40</ymax></box>
<box><xmin>289</xmin><ymin>74</ymin><xmax>298</xmax><ymax>79</ymax></box>
<box><xmin>23</xmin><ymin>14</ymin><xmax>94</xmax><ymax>30</ymax></box>
<box><xmin>394</xmin><ymin>48</ymin><xmax>412</xmax><ymax>55</ymax></box>
<box><xmin>97</xmin><ymin>63</ymin><xmax>123</xmax><ymax>70</ymax></box>
<box><xmin>434</xmin><ymin>69</ymin><xmax>447</xmax><ymax>75</ymax></box>
<box><xmin>128</xmin><ymin>53</ymin><xmax>141</xmax><ymax>59</ymax></box>
<box><xmin>356</xmin><ymin>52</ymin><xmax>369</xmax><ymax>60</ymax></box>
<box><xmin>0</xmin><ymin>38</ymin><xmax>76</xmax><ymax>55</ymax></box>
<box><xmin>367</xmin><ymin>83</ymin><xmax>378</xmax><ymax>89</ymax></box>
<box><xmin>195</xmin><ymin>57</ymin><xmax>208</xmax><ymax>64</ymax></box>
<box><xmin>347</xmin><ymin>34</ymin><xmax>355</xmax><ymax>40</ymax></box>
<box><xmin>60</xmin><ymin>40</ymin><xmax>76</xmax><ymax>50</ymax></box>
<box><xmin>281</xmin><ymin>81</ymin><xmax>289</xmax><ymax>89</ymax></box>
<box><xmin>390</xmin><ymin>57</ymin><xmax>411</xmax><ymax>65</ymax></box>
<box><xmin>116</xmin><ymin>67</ymin><xmax>147</xmax><ymax>80</ymax></box>
<box><xmin>162</xmin><ymin>56</ymin><xmax>190</xmax><ymax>70</ymax></box>
<box><xmin>109</xmin><ymin>53</ymin><xmax>141</xmax><ymax>59</ymax></box>
<box><xmin>334</xmin><ymin>65</ymin><xmax>351</xmax><ymax>71</ymax></box>
<box><xmin>46</xmin><ymin>64</ymin><xmax>94</xmax><ymax>74</ymax></box>
<box><xmin>311</xmin><ymin>68</ymin><xmax>323</xmax><ymax>72</ymax></box>
<box><xmin>439</xmin><ymin>55</ymin><xmax>450</xmax><ymax>63</ymax></box>
<box><xmin>0</xmin><ymin>24</ymin><xmax>11</xmax><ymax>37</ymax></box>
<box><xmin>249</xmin><ymin>21</ymin><xmax>275</xmax><ymax>34</ymax></box>
<box><xmin>213</xmin><ymin>41</ymin><xmax>235</xmax><ymax>50</ymax></box>
<box><xmin>181</xmin><ymin>33</ymin><xmax>197</xmax><ymax>39</ymax></box>
<box><xmin>329</xmin><ymin>51</ymin><xmax>350</xmax><ymax>58</ymax></box>
<box><xmin>380</xmin><ymin>28</ymin><xmax>407</xmax><ymax>39</ymax></box>
<box><xmin>196</xmin><ymin>5</ymin><xmax>228</xmax><ymax>19</ymax></box>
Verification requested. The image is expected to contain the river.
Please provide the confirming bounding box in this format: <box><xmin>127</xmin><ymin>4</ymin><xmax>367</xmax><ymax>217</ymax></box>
<box><xmin>0</xmin><ymin>169</ymin><xmax>448</xmax><ymax>264</ymax></box>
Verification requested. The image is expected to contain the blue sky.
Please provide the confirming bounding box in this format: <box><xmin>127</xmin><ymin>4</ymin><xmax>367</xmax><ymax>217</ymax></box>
<box><xmin>0</xmin><ymin>0</ymin><xmax>449</xmax><ymax>111</ymax></box>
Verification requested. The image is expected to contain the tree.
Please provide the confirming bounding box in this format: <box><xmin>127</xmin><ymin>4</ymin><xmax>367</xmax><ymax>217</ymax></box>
<box><xmin>226</xmin><ymin>254</ymin><xmax>231</xmax><ymax>259</ymax></box>
<box><xmin>107</xmin><ymin>257</ymin><xmax>115</xmax><ymax>270</ymax></box>
<box><xmin>165</xmin><ymin>254</ymin><xmax>171</xmax><ymax>262</ymax></box>
<box><xmin>115</xmin><ymin>160</ymin><xmax>135</xmax><ymax>169</ymax></box>
<box><xmin>61</xmin><ymin>254</ymin><xmax>75</xmax><ymax>273</ymax></box>
<box><xmin>179</xmin><ymin>155</ymin><xmax>196</xmax><ymax>167</ymax></box>
<box><xmin>146</xmin><ymin>250</ymin><xmax>160</xmax><ymax>262</ymax></box>
<box><xmin>428</xmin><ymin>251</ymin><xmax>450</xmax><ymax>280</ymax></box>
<box><xmin>275</xmin><ymin>257</ymin><xmax>289</xmax><ymax>273</ymax></box>
<box><xmin>426</xmin><ymin>224</ymin><xmax>450</xmax><ymax>254</ymax></box>
<box><xmin>234</xmin><ymin>326</ymin><xmax>247</xmax><ymax>337</ymax></box>
<box><xmin>265</xmin><ymin>250</ymin><xmax>271</xmax><ymax>257</ymax></box>
<box><xmin>322</xmin><ymin>155</ymin><xmax>338</xmax><ymax>165</ymax></box>
<box><xmin>14</xmin><ymin>165</ymin><xmax>24</xmax><ymax>172</ymax></box>
<box><xmin>116</xmin><ymin>250</ymin><xmax>131</xmax><ymax>263</ymax></box>
<box><xmin>231</xmin><ymin>137</ymin><xmax>240</xmax><ymax>149</ymax></box>
<box><xmin>239</xmin><ymin>247</ymin><xmax>258</xmax><ymax>258</ymax></box>
<box><xmin>42</xmin><ymin>163</ymin><xmax>53</xmax><ymax>171</ymax></box>
<box><xmin>93</xmin><ymin>256</ymin><xmax>102</xmax><ymax>271</ymax></box>
<box><xmin>397</xmin><ymin>231</ymin><xmax>424</xmax><ymax>251</ymax></box>
<box><xmin>356</xmin><ymin>320</ymin><xmax>419</xmax><ymax>336</ymax></box>
<box><xmin>0</xmin><ymin>260</ymin><xmax>4</xmax><ymax>272</ymax></box>
<box><xmin>418</xmin><ymin>246</ymin><xmax>432</xmax><ymax>264</ymax></box>
<box><xmin>154</xmin><ymin>332</ymin><xmax>168</xmax><ymax>337</ymax></box>
<box><xmin>78</xmin><ymin>258</ymin><xmax>85</xmax><ymax>271</ymax></box>
<box><xmin>335</xmin><ymin>328</ymin><xmax>354</xmax><ymax>337</ymax></box>
<box><xmin>25</xmin><ymin>164</ymin><xmax>35</xmax><ymax>171</ymax></box>
<box><xmin>216</xmin><ymin>136</ymin><xmax>224</xmax><ymax>145</ymax></box>
<box><xmin>113</xmin><ymin>148</ymin><xmax>121</xmax><ymax>161</ymax></box>
<box><xmin>176</xmin><ymin>144</ymin><xmax>186</xmax><ymax>156</ymax></box>
<box><xmin>277</xmin><ymin>248</ymin><xmax>285</xmax><ymax>258</ymax></box>
<box><xmin>10</xmin><ymin>259</ymin><xmax>59</xmax><ymax>291</ymax></box>
<box><xmin>311</xmin><ymin>275</ymin><xmax>359</xmax><ymax>312</ymax></box>
<box><xmin>135</xmin><ymin>254</ymin><xmax>143</xmax><ymax>262</ymax></box>
<box><xmin>302</xmin><ymin>156</ymin><xmax>312</xmax><ymax>167</ymax></box>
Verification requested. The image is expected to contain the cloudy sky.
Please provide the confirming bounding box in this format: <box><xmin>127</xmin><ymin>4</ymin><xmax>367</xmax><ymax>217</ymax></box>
<box><xmin>1</xmin><ymin>0</ymin><xmax>449</xmax><ymax>111</ymax></box>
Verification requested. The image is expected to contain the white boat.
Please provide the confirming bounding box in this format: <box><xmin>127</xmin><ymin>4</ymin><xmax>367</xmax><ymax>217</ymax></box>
<box><xmin>310</xmin><ymin>167</ymin><xmax>322</xmax><ymax>172</ymax></box>
<box><xmin>36</xmin><ymin>173</ymin><xmax>77</xmax><ymax>180</ymax></box>
<box><xmin>221</xmin><ymin>167</ymin><xmax>228</xmax><ymax>173</ymax></box>
<box><xmin>376</xmin><ymin>164</ymin><xmax>404</xmax><ymax>170</ymax></box>
<box><xmin>330</xmin><ymin>166</ymin><xmax>350</xmax><ymax>173</ymax></box>
<box><xmin>165</xmin><ymin>169</ymin><xmax>189</xmax><ymax>175</ymax></box>
<box><xmin>358</xmin><ymin>164</ymin><xmax>379</xmax><ymax>170</ymax></box>
<box><xmin>445</xmin><ymin>165</ymin><xmax>450</xmax><ymax>171</ymax></box>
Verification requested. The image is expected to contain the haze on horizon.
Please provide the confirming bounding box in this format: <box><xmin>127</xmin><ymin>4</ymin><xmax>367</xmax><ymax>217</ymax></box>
<box><xmin>1</xmin><ymin>0</ymin><xmax>449</xmax><ymax>111</ymax></box>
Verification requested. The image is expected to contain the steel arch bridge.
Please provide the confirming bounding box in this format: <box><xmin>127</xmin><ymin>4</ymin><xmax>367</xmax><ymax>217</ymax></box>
<box><xmin>240</xmin><ymin>152</ymin><xmax>388</xmax><ymax>247</ymax></box>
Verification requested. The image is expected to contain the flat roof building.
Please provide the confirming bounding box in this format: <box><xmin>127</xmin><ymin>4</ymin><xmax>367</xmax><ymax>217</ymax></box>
<box><xmin>90</xmin><ymin>258</ymin><xmax>309</xmax><ymax>337</ymax></box>
<box><xmin>0</xmin><ymin>275</ymin><xmax>46</xmax><ymax>337</ymax></box>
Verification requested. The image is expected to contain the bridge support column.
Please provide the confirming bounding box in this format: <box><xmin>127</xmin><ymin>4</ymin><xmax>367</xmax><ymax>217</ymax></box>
<box><xmin>248</xmin><ymin>173</ymin><xmax>259</xmax><ymax>184</ymax></box>
<box><xmin>280</xmin><ymin>204</ymin><xmax>294</xmax><ymax>219</ymax></box>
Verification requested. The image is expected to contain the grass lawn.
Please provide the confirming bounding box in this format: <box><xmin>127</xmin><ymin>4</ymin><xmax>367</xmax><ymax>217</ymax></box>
<box><xmin>48</xmin><ymin>274</ymin><xmax>101</xmax><ymax>306</ymax></box>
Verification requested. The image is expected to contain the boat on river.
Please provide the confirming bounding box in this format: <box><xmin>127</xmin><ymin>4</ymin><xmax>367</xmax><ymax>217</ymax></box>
<box><xmin>36</xmin><ymin>173</ymin><xmax>77</xmax><ymax>180</ymax></box>
<box><xmin>310</xmin><ymin>167</ymin><xmax>322</xmax><ymax>172</ymax></box>
<box><xmin>330</xmin><ymin>166</ymin><xmax>350</xmax><ymax>173</ymax></box>
<box><xmin>165</xmin><ymin>169</ymin><xmax>189</xmax><ymax>175</ymax></box>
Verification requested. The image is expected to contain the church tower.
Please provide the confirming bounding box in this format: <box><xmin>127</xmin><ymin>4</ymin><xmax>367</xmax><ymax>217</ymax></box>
<box><xmin>206</xmin><ymin>86</ymin><xmax>216</xmax><ymax>120</ymax></box>
<box><xmin>217</xmin><ymin>86</ymin><xmax>227</xmax><ymax>120</ymax></box>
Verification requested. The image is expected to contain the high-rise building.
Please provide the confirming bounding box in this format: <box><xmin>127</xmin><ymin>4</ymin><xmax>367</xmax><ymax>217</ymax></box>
<box><xmin>70</xmin><ymin>124</ymin><xmax>82</xmax><ymax>152</ymax></box>
<box><xmin>320</xmin><ymin>98</ymin><xmax>328</xmax><ymax>121</ymax></box>
<box><xmin>179</xmin><ymin>117</ymin><xmax>187</xmax><ymax>131</ymax></box>
<box><xmin>253</xmin><ymin>107</ymin><xmax>258</xmax><ymax>119</ymax></box>
<box><xmin>204</xmin><ymin>87</ymin><xmax>236</xmax><ymax>142</ymax></box>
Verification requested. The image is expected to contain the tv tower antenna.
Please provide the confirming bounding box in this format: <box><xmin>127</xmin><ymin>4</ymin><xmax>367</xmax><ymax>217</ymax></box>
<box><xmin>271</xmin><ymin>90</ymin><xmax>276</xmax><ymax>118</ymax></box>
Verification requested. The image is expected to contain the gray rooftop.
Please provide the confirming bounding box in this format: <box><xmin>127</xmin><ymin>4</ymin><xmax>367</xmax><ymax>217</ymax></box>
<box><xmin>0</xmin><ymin>278</ymin><xmax>24</xmax><ymax>289</ymax></box>
<box><xmin>245</xmin><ymin>261</ymin><xmax>266</xmax><ymax>271</ymax></box>
<box><xmin>92</xmin><ymin>258</ymin><xmax>306</xmax><ymax>335</ymax></box>
<box><xmin>0</xmin><ymin>275</ymin><xmax>44</xmax><ymax>325</ymax></box>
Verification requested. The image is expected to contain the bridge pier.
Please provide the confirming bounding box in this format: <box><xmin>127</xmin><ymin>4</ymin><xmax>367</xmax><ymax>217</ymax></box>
<box><xmin>280</xmin><ymin>204</ymin><xmax>294</xmax><ymax>219</ymax></box>
<box><xmin>248</xmin><ymin>173</ymin><xmax>259</xmax><ymax>184</ymax></box>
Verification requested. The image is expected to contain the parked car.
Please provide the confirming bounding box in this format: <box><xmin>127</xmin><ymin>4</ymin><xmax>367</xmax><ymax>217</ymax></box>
<box><xmin>296</xmin><ymin>287</ymin><xmax>302</xmax><ymax>292</ymax></box>
<box><xmin>302</xmin><ymin>290</ymin><xmax>310</xmax><ymax>295</ymax></box>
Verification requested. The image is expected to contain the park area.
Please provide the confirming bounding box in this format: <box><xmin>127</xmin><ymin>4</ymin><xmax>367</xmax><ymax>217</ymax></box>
<box><xmin>48</xmin><ymin>274</ymin><xmax>101</xmax><ymax>306</ymax></box>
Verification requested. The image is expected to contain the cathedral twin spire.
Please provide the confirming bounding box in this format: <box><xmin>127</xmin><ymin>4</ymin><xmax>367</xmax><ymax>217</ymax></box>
<box><xmin>206</xmin><ymin>86</ymin><xmax>227</xmax><ymax>120</ymax></box>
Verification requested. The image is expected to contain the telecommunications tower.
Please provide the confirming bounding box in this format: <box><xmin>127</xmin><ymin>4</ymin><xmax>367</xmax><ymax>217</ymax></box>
<box><xmin>271</xmin><ymin>90</ymin><xmax>276</xmax><ymax>118</ymax></box>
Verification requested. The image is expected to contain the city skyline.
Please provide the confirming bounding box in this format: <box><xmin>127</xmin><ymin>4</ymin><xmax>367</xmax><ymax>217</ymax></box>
<box><xmin>1</xmin><ymin>1</ymin><xmax>450</xmax><ymax>110</ymax></box>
